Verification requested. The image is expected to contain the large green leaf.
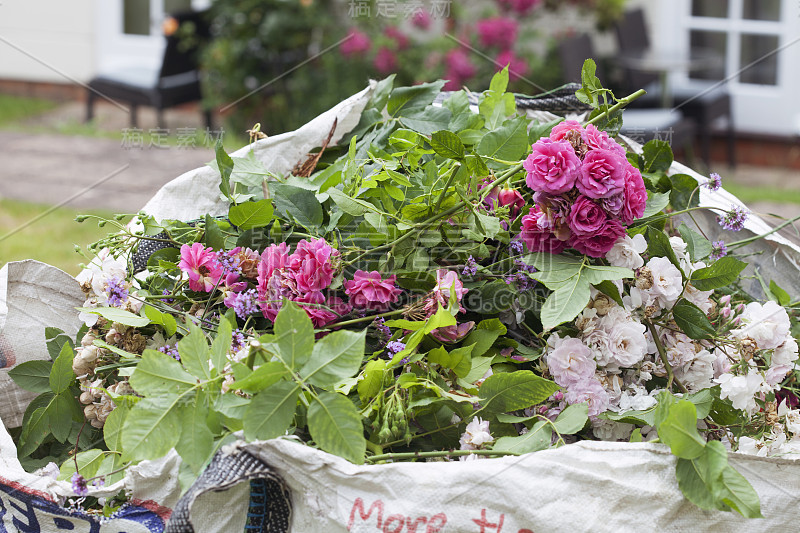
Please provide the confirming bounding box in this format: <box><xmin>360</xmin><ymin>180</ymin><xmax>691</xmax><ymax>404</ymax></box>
<box><xmin>642</xmin><ymin>139</ymin><xmax>673</xmax><ymax>173</ymax></box>
<box><xmin>553</xmin><ymin>403</ymin><xmax>589</xmax><ymax>434</ymax></box>
<box><xmin>646</xmin><ymin>227</ymin><xmax>684</xmax><ymax>277</ymax></box>
<box><xmin>45</xmin><ymin>327</ymin><xmax>73</xmax><ymax>361</ymax></box>
<box><xmin>428</xmin><ymin>345</ymin><xmax>473</xmax><ymax>379</ymax></box>
<box><xmin>387</xmin><ymin>80</ymin><xmax>445</xmax><ymax>117</ymax></box>
<box><xmin>307</xmin><ymin>392</ymin><xmax>366</xmax><ymax>464</ymax></box>
<box><xmin>298</xmin><ymin>329</ymin><xmax>366</xmax><ymax>388</ymax></box>
<box><xmin>143</xmin><ymin>305</ymin><xmax>178</xmax><ymax>338</ymax></box>
<box><xmin>357</xmin><ymin>359</ymin><xmax>386</xmax><ymax>404</ymax></box>
<box><xmin>9</xmin><ymin>360</ymin><xmax>53</xmax><ymax>393</ymax></box>
<box><xmin>269</xmin><ymin>183</ymin><xmax>323</xmax><ymax>229</ymax></box>
<box><xmin>58</xmin><ymin>449</ymin><xmax>105</xmax><ymax>482</ymax></box>
<box><xmin>719</xmin><ymin>462</ymin><xmax>763</xmax><ymax>518</ymax></box>
<box><xmin>231</xmin><ymin>361</ymin><xmax>288</xmax><ymax>393</ymax></box>
<box><xmin>429</xmin><ymin>130</ymin><xmax>466</xmax><ymax>160</ymax></box>
<box><xmin>178</xmin><ymin>325</ymin><xmax>211</xmax><ymax>380</ymax></box>
<box><xmin>243</xmin><ymin>381</ymin><xmax>301</xmax><ymax>441</ymax></box>
<box><xmin>129</xmin><ymin>349</ymin><xmax>197</xmax><ymax>396</ymax></box>
<box><xmin>103</xmin><ymin>403</ymin><xmax>129</xmax><ymax>467</ymax></box>
<box><xmin>327</xmin><ymin>188</ymin><xmax>373</xmax><ymax>216</ymax></box>
<box><xmin>476</xmin><ymin>116</ymin><xmax>529</xmax><ymax>167</ymax></box>
<box><xmin>122</xmin><ymin>395</ymin><xmax>184</xmax><ymax>461</ymax></box>
<box><xmin>77</xmin><ymin>307</ymin><xmax>149</xmax><ymax>327</ymax></box>
<box><xmin>492</xmin><ymin>420</ymin><xmax>551</xmax><ymax>454</ymax></box>
<box><xmin>50</xmin><ymin>342</ymin><xmax>75</xmax><ymax>394</ymax></box>
<box><xmin>229</xmin><ymin>199</ymin><xmax>274</xmax><ymax>230</ymax></box>
<box><xmin>399</xmin><ymin>106</ymin><xmax>452</xmax><ymax>136</ymax></box>
<box><xmin>49</xmin><ymin>391</ymin><xmax>79</xmax><ymax>442</ymax></box>
<box><xmin>678</xmin><ymin>223</ymin><xmax>712</xmax><ymax>262</ymax></box>
<box><xmin>673</xmin><ymin>299</ymin><xmax>715</xmax><ymax>340</ymax></box>
<box><xmin>210</xmin><ymin>315</ymin><xmax>233</xmax><ymax>373</ymax></box>
<box><xmin>273</xmin><ymin>301</ymin><xmax>315</xmax><ymax>371</ymax></box>
<box><xmin>175</xmin><ymin>392</ymin><xmax>214</xmax><ymax>473</ymax></box>
<box><xmin>479</xmin><ymin>370</ymin><xmax>560</xmax><ymax>413</ymax></box>
<box><xmin>526</xmin><ymin>254</ymin><xmax>633</xmax><ymax>330</ymax></box>
<box><xmin>658</xmin><ymin>400</ymin><xmax>706</xmax><ymax>460</ymax></box>
<box><xmin>690</xmin><ymin>257</ymin><xmax>747</xmax><ymax>291</ymax></box>
<box><xmin>462</xmin><ymin>319</ymin><xmax>506</xmax><ymax>357</ymax></box>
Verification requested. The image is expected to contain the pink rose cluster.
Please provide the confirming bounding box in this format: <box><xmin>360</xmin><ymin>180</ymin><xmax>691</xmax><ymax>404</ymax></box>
<box><xmin>520</xmin><ymin>121</ymin><xmax>647</xmax><ymax>258</ymax></box>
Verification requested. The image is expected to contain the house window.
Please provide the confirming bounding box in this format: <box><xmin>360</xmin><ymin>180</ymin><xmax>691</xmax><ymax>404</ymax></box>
<box><xmin>687</xmin><ymin>0</ymin><xmax>783</xmax><ymax>86</ymax></box>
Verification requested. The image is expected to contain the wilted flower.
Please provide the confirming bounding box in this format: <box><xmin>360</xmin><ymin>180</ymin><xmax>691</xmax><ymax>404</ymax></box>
<box><xmin>344</xmin><ymin>270</ymin><xmax>401</xmax><ymax>311</ymax></box>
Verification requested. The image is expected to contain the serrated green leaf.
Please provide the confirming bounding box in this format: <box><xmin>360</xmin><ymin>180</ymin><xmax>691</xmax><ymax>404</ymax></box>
<box><xmin>428</xmin><ymin>345</ymin><xmax>473</xmax><ymax>378</ymax></box>
<box><xmin>719</xmin><ymin>464</ymin><xmax>763</xmax><ymax>518</ymax></box>
<box><xmin>229</xmin><ymin>152</ymin><xmax>272</xmax><ymax>187</ymax></box>
<box><xmin>143</xmin><ymin>305</ymin><xmax>178</xmax><ymax>338</ymax></box>
<box><xmin>462</xmin><ymin>319</ymin><xmax>507</xmax><ymax>357</ymax></box>
<box><xmin>178</xmin><ymin>325</ymin><xmax>211</xmax><ymax>381</ymax></box>
<box><xmin>269</xmin><ymin>183</ymin><xmax>323</xmax><ymax>229</ymax></box>
<box><xmin>274</xmin><ymin>301</ymin><xmax>315</xmax><ymax>370</ymax></box>
<box><xmin>103</xmin><ymin>402</ymin><xmax>129</xmax><ymax>466</ymax></box>
<box><xmin>77</xmin><ymin>307</ymin><xmax>149</xmax><ymax>327</ymax></box>
<box><xmin>670</xmin><ymin>173</ymin><xmax>700</xmax><ymax>210</ymax></box>
<box><xmin>122</xmin><ymin>395</ymin><xmax>184</xmax><ymax>462</ymax></box>
<box><xmin>479</xmin><ymin>370</ymin><xmax>560</xmax><ymax>413</ymax></box>
<box><xmin>243</xmin><ymin>381</ymin><xmax>300</xmax><ymax>441</ymax></box>
<box><xmin>388</xmin><ymin>129</ymin><xmax>422</xmax><ymax>150</ymax></box>
<box><xmin>175</xmin><ymin>393</ymin><xmax>214</xmax><ymax>473</ymax></box>
<box><xmin>676</xmin><ymin>457</ymin><xmax>722</xmax><ymax>511</ymax></box>
<box><xmin>429</xmin><ymin>130</ymin><xmax>465</xmax><ymax>160</ymax></box>
<box><xmin>399</xmin><ymin>106</ymin><xmax>452</xmax><ymax>136</ymax></box>
<box><xmin>642</xmin><ymin>140</ymin><xmax>673</xmax><ymax>173</ymax></box>
<box><xmin>647</xmin><ymin>227</ymin><xmax>685</xmax><ymax>278</ymax></box>
<box><xmin>299</xmin><ymin>329</ymin><xmax>366</xmax><ymax>388</ymax></box>
<box><xmin>50</xmin><ymin>342</ymin><xmax>75</xmax><ymax>394</ymax></box>
<box><xmin>476</xmin><ymin>117</ymin><xmax>529</xmax><ymax>167</ymax></box>
<box><xmin>641</xmin><ymin>192</ymin><xmax>670</xmax><ymax>219</ymax></box>
<box><xmin>231</xmin><ymin>361</ymin><xmax>287</xmax><ymax>393</ymax></box>
<box><xmin>658</xmin><ymin>400</ymin><xmax>706</xmax><ymax>460</ymax></box>
<box><xmin>9</xmin><ymin>360</ymin><xmax>53</xmax><ymax>393</ymax></box>
<box><xmin>493</xmin><ymin>420</ymin><xmax>551</xmax><ymax>454</ymax></box>
<box><xmin>690</xmin><ymin>257</ymin><xmax>747</xmax><ymax>291</ymax></box>
<box><xmin>129</xmin><ymin>349</ymin><xmax>197</xmax><ymax>396</ymax></box>
<box><xmin>210</xmin><ymin>315</ymin><xmax>233</xmax><ymax>373</ymax></box>
<box><xmin>388</xmin><ymin>80</ymin><xmax>445</xmax><ymax>117</ymax></box>
<box><xmin>678</xmin><ymin>223</ymin><xmax>712</xmax><ymax>262</ymax></box>
<box><xmin>673</xmin><ymin>299</ymin><xmax>715</xmax><ymax>340</ymax></box>
<box><xmin>307</xmin><ymin>392</ymin><xmax>366</xmax><ymax>464</ymax></box>
<box><xmin>229</xmin><ymin>199</ymin><xmax>274</xmax><ymax>230</ymax></box>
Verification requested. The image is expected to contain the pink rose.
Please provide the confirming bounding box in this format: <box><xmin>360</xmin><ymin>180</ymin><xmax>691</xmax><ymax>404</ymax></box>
<box><xmin>581</xmin><ymin>124</ymin><xmax>626</xmax><ymax>157</ymax></box>
<box><xmin>344</xmin><ymin>270</ymin><xmax>402</xmax><ymax>311</ymax></box>
<box><xmin>621</xmin><ymin>165</ymin><xmax>647</xmax><ymax>225</ymax></box>
<box><xmin>373</xmin><ymin>46</ymin><xmax>397</xmax><ymax>74</ymax></box>
<box><xmin>411</xmin><ymin>9</ymin><xmax>431</xmax><ymax>29</ymax></box>
<box><xmin>576</xmin><ymin>149</ymin><xmax>627</xmax><ymax>199</ymax></box>
<box><xmin>446</xmin><ymin>49</ymin><xmax>477</xmax><ymax>80</ymax></box>
<box><xmin>549</xmin><ymin>120</ymin><xmax>583</xmax><ymax>142</ymax></box>
<box><xmin>547</xmin><ymin>336</ymin><xmax>596</xmax><ymax>387</ymax></box>
<box><xmin>520</xmin><ymin>206</ymin><xmax>568</xmax><ymax>254</ymax></box>
<box><xmin>567</xmin><ymin>196</ymin><xmax>608</xmax><ymax>237</ymax></box>
<box><xmin>570</xmin><ymin>219</ymin><xmax>626</xmax><ymax>258</ymax></box>
<box><xmin>259</xmin><ymin>268</ymin><xmax>300</xmax><ymax>322</ymax></box>
<box><xmin>497</xmin><ymin>188</ymin><xmax>526</xmax><ymax>219</ymax></box>
<box><xmin>341</xmin><ymin>29</ymin><xmax>371</xmax><ymax>56</ymax></box>
<box><xmin>257</xmin><ymin>242</ymin><xmax>289</xmax><ymax>301</ymax></box>
<box><xmin>524</xmin><ymin>139</ymin><xmax>581</xmax><ymax>195</ymax></box>
<box><xmin>288</xmin><ymin>238</ymin><xmax>338</xmax><ymax>293</ymax></box>
<box><xmin>295</xmin><ymin>291</ymin><xmax>338</xmax><ymax>328</ymax></box>
<box><xmin>385</xmin><ymin>27</ymin><xmax>409</xmax><ymax>49</ymax></box>
<box><xmin>179</xmin><ymin>243</ymin><xmax>223</xmax><ymax>292</ymax></box>
<box><xmin>476</xmin><ymin>17</ymin><xmax>518</xmax><ymax>49</ymax></box>
<box><xmin>565</xmin><ymin>377</ymin><xmax>609</xmax><ymax>417</ymax></box>
<box><xmin>600</xmin><ymin>193</ymin><xmax>624</xmax><ymax>216</ymax></box>
<box><xmin>495</xmin><ymin>50</ymin><xmax>528</xmax><ymax>81</ymax></box>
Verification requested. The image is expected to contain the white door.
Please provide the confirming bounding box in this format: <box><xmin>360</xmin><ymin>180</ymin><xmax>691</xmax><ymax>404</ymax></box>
<box><xmin>94</xmin><ymin>0</ymin><xmax>203</xmax><ymax>80</ymax></box>
<box><xmin>654</xmin><ymin>0</ymin><xmax>800</xmax><ymax>136</ymax></box>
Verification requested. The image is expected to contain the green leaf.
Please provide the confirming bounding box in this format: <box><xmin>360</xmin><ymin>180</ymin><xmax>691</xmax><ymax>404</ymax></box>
<box><xmin>658</xmin><ymin>400</ymin><xmax>706</xmax><ymax>459</ymax></box>
<box><xmin>429</xmin><ymin>130</ymin><xmax>466</xmax><ymax>160</ymax></box>
<box><xmin>49</xmin><ymin>391</ymin><xmax>79</xmax><ymax>442</ymax></box>
<box><xmin>685</xmin><ymin>388</ymin><xmax>714</xmax><ymax>419</ymax></box>
<box><xmin>673</xmin><ymin>299</ymin><xmax>715</xmax><ymax>340</ymax></box>
<box><xmin>476</xmin><ymin>117</ymin><xmax>529</xmax><ymax>167</ymax></box>
<box><xmin>129</xmin><ymin>349</ymin><xmax>197</xmax><ymax>396</ymax></box>
<box><xmin>678</xmin><ymin>223</ymin><xmax>712</xmax><ymax>262</ymax></box>
<box><xmin>269</xmin><ymin>183</ymin><xmax>323</xmax><ymax>229</ymax></box>
<box><xmin>642</xmin><ymin>140</ymin><xmax>673</xmax><ymax>173</ymax></box>
<box><xmin>463</xmin><ymin>280</ymin><xmax>516</xmax><ymax>315</ymax></box>
<box><xmin>676</xmin><ymin>457</ymin><xmax>723</xmax><ymax>511</ymax></box>
<box><xmin>175</xmin><ymin>393</ymin><xmax>214</xmax><ymax>473</ymax></box>
<box><xmin>210</xmin><ymin>315</ymin><xmax>233</xmax><ymax>373</ymax></box>
<box><xmin>229</xmin><ymin>199</ymin><xmax>274</xmax><ymax>230</ymax></box>
<box><xmin>646</xmin><ymin>227</ymin><xmax>684</xmax><ymax>278</ymax></box>
<box><xmin>493</xmin><ymin>420</ymin><xmax>552</xmax><ymax>454</ymax></box>
<box><xmin>103</xmin><ymin>403</ymin><xmax>129</xmax><ymax>465</ymax></box>
<box><xmin>122</xmin><ymin>395</ymin><xmax>184</xmax><ymax>461</ymax></box>
<box><xmin>553</xmin><ymin>403</ymin><xmax>588</xmax><ymax>434</ymax></box>
<box><xmin>231</xmin><ymin>361</ymin><xmax>287</xmax><ymax>393</ymax></box>
<box><xmin>274</xmin><ymin>301</ymin><xmax>315</xmax><ymax>371</ymax></box>
<box><xmin>641</xmin><ymin>192</ymin><xmax>670</xmax><ymax>219</ymax></box>
<box><xmin>243</xmin><ymin>382</ymin><xmax>300</xmax><ymax>441</ymax></box>
<box><xmin>229</xmin><ymin>153</ymin><xmax>273</xmax><ymax>187</ymax></box>
<box><xmin>526</xmin><ymin>254</ymin><xmax>633</xmax><ymax>330</ymax></box>
<box><xmin>490</xmin><ymin>66</ymin><xmax>510</xmax><ymax>94</ymax></box>
<box><xmin>215</xmin><ymin>141</ymin><xmax>234</xmax><ymax>201</ymax></box>
<box><xmin>307</xmin><ymin>392</ymin><xmax>366</xmax><ymax>464</ymax></box>
<box><xmin>299</xmin><ymin>329</ymin><xmax>366</xmax><ymax>388</ymax></box>
<box><xmin>462</xmin><ymin>319</ymin><xmax>507</xmax><ymax>357</ymax></box>
<box><xmin>77</xmin><ymin>307</ymin><xmax>149</xmax><ymax>327</ymax></box>
<box><xmin>719</xmin><ymin>463</ymin><xmax>763</xmax><ymax>518</ymax></box>
<box><xmin>594</xmin><ymin>279</ymin><xmax>624</xmax><ymax>307</ymax></box>
<box><xmin>58</xmin><ymin>449</ymin><xmax>104</xmax><ymax>482</ymax></box>
<box><xmin>528</xmin><ymin>118</ymin><xmax>563</xmax><ymax>143</ymax></box>
<box><xmin>178</xmin><ymin>325</ymin><xmax>211</xmax><ymax>381</ymax></box>
<box><xmin>357</xmin><ymin>359</ymin><xmax>386</xmax><ymax>404</ymax></box>
<box><xmin>770</xmin><ymin>280</ymin><xmax>791</xmax><ymax>306</ymax></box>
<box><xmin>428</xmin><ymin>345</ymin><xmax>473</xmax><ymax>378</ymax></box>
<box><xmin>479</xmin><ymin>370</ymin><xmax>560</xmax><ymax>413</ymax></box>
<box><xmin>669</xmin><ymin>173</ymin><xmax>700</xmax><ymax>210</ymax></box>
<box><xmin>50</xmin><ymin>342</ymin><xmax>75</xmax><ymax>394</ymax></box>
<box><xmin>388</xmin><ymin>129</ymin><xmax>422</xmax><ymax>150</ymax></box>
<box><xmin>45</xmin><ymin>327</ymin><xmax>73</xmax><ymax>361</ymax></box>
<box><xmin>690</xmin><ymin>257</ymin><xmax>747</xmax><ymax>291</ymax></box>
<box><xmin>143</xmin><ymin>305</ymin><xmax>178</xmax><ymax>338</ymax></box>
<box><xmin>9</xmin><ymin>360</ymin><xmax>53</xmax><ymax>393</ymax></box>
<box><xmin>389</xmin><ymin>306</ymin><xmax>456</xmax><ymax>365</ymax></box>
<box><xmin>399</xmin><ymin>106</ymin><xmax>452</xmax><ymax>136</ymax></box>
<box><xmin>18</xmin><ymin>393</ymin><xmax>54</xmax><ymax>457</ymax></box>
<box><xmin>327</xmin><ymin>188</ymin><xmax>374</xmax><ymax>216</ymax></box>
<box><xmin>387</xmin><ymin>80</ymin><xmax>445</xmax><ymax>117</ymax></box>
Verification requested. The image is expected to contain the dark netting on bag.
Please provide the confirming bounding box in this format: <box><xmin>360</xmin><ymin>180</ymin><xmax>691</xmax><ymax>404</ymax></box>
<box><xmin>434</xmin><ymin>82</ymin><xmax>591</xmax><ymax>115</ymax></box>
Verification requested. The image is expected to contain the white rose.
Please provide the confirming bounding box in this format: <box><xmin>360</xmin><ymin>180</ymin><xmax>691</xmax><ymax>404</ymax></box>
<box><xmin>679</xmin><ymin>349</ymin><xmax>716</xmax><ymax>392</ymax></box>
<box><xmin>669</xmin><ymin>236</ymin><xmax>687</xmax><ymax>257</ymax></box>
<box><xmin>716</xmin><ymin>369</ymin><xmax>768</xmax><ymax>414</ymax></box>
<box><xmin>606</xmin><ymin>320</ymin><xmax>648</xmax><ymax>367</ymax></box>
<box><xmin>459</xmin><ymin>417</ymin><xmax>493</xmax><ymax>450</ymax></box>
<box><xmin>734</xmin><ymin>301</ymin><xmax>791</xmax><ymax>350</ymax></box>
<box><xmin>644</xmin><ymin>257</ymin><xmax>683</xmax><ymax>310</ymax></box>
<box><xmin>605</xmin><ymin>234</ymin><xmax>647</xmax><ymax>270</ymax></box>
<box><xmin>683</xmin><ymin>284</ymin><xmax>714</xmax><ymax>315</ymax></box>
<box><xmin>772</xmin><ymin>336</ymin><xmax>799</xmax><ymax>367</ymax></box>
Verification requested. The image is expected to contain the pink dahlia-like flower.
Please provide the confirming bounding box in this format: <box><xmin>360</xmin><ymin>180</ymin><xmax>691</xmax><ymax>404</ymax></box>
<box><xmin>385</xmin><ymin>26</ymin><xmax>409</xmax><ymax>49</ymax></box>
<box><xmin>549</xmin><ymin>120</ymin><xmax>583</xmax><ymax>142</ymax></box>
<box><xmin>344</xmin><ymin>270</ymin><xmax>402</xmax><ymax>311</ymax></box>
<box><xmin>296</xmin><ymin>291</ymin><xmax>338</xmax><ymax>328</ymax></box>
<box><xmin>257</xmin><ymin>243</ymin><xmax>289</xmax><ymax>299</ymax></box>
<box><xmin>373</xmin><ymin>46</ymin><xmax>397</xmax><ymax>74</ymax></box>
<box><xmin>260</xmin><ymin>268</ymin><xmax>300</xmax><ymax>322</ymax></box>
<box><xmin>570</xmin><ymin>219</ymin><xmax>626</xmax><ymax>258</ymax></box>
<box><xmin>477</xmin><ymin>17</ymin><xmax>518</xmax><ymax>49</ymax></box>
<box><xmin>524</xmin><ymin>139</ymin><xmax>581</xmax><ymax>195</ymax></box>
<box><xmin>341</xmin><ymin>29</ymin><xmax>371</xmax><ymax>56</ymax></box>
<box><xmin>576</xmin><ymin>149</ymin><xmax>627</xmax><ymax>199</ymax></box>
<box><xmin>567</xmin><ymin>196</ymin><xmax>608</xmax><ymax>237</ymax></box>
<box><xmin>621</xmin><ymin>165</ymin><xmax>647</xmax><ymax>225</ymax></box>
<box><xmin>497</xmin><ymin>0</ymin><xmax>542</xmax><ymax>15</ymax></box>
<box><xmin>179</xmin><ymin>243</ymin><xmax>223</xmax><ymax>292</ymax></box>
<box><xmin>412</xmin><ymin>9</ymin><xmax>431</xmax><ymax>29</ymax></box>
<box><xmin>581</xmin><ymin>124</ymin><xmax>626</xmax><ymax>157</ymax></box>
<box><xmin>288</xmin><ymin>238</ymin><xmax>338</xmax><ymax>293</ymax></box>
<box><xmin>520</xmin><ymin>206</ymin><xmax>568</xmax><ymax>254</ymax></box>
<box><xmin>495</xmin><ymin>50</ymin><xmax>529</xmax><ymax>81</ymax></box>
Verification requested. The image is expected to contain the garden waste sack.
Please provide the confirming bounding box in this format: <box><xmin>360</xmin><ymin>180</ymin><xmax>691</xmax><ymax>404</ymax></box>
<box><xmin>3</xmin><ymin>77</ymin><xmax>800</xmax><ymax>532</ymax></box>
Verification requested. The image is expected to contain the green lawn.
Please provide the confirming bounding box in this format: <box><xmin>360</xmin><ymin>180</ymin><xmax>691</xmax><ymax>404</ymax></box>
<box><xmin>722</xmin><ymin>183</ymin><xmax>800</xmax><ymax>206</ymax></box>
<box><xmin>0</xmin><ymin>94</ymin><xmax>58</xmax><ymax>127</ymax></box>
<box><xmin>0</xmin><ymin>199</ymin><xmax>114</xmax><ymax>276</ymax></box>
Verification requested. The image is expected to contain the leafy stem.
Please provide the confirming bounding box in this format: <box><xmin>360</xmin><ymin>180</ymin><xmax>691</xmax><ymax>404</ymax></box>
<box><xmin>365</xmin><ymin>449</ymin><xmax>519</xmax><ymax>463</ymax></box>
<box><xmin>584</xmin><ymin>89</ymin><xmax>647</xmax><ymax>126</ymax></box>
<box><xmin>645</xmin><ymin>318</ymin><xmax>688</xmax><ymax>393</ymax></box>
